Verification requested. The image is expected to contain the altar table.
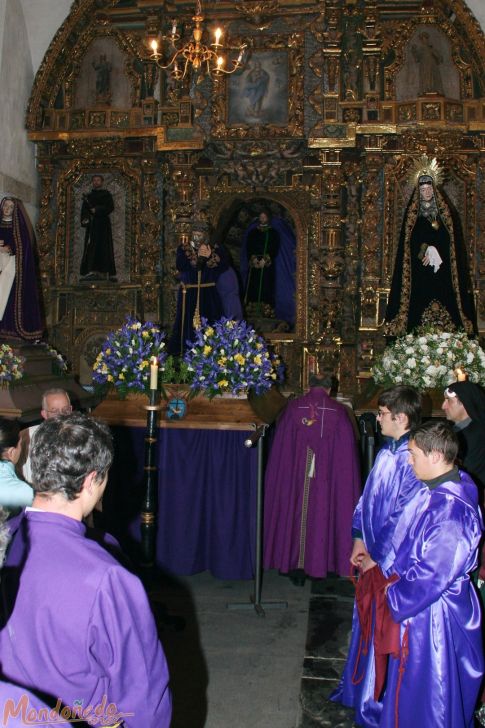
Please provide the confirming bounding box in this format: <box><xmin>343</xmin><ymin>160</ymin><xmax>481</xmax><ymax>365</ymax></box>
<box><xmin>95</xmin><ymin>395</ymin><xmax>264</xmax><ymax>580</ymax></box>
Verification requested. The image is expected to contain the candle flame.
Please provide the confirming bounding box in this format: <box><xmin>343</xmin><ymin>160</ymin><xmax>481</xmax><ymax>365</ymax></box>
<box><xmin>454</xmin><ymin>367</ymin><xmax>467</xmax><ymax>382</ymax></box>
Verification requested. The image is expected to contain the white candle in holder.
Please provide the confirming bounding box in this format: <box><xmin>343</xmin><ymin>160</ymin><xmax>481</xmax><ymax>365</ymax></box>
<box><xmin>150</xmin><ymin>357</ymin><xmax>159</xmax><ymax>390</ymax></box>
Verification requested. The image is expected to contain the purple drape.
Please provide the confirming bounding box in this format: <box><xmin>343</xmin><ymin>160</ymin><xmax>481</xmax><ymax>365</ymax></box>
<box><xmin>106</xmin><ymin>426</ymin><xmax>257</xmax><ymax>579</ymax></box>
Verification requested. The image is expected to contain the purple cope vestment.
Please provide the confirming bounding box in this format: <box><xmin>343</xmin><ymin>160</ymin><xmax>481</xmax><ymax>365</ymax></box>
<box><xmin>0</xmin><ymin>510</ymin><xmax>172</xmax><ymax>728</ymax></box>
<box><xmin>330</xmin><ymin>435</ymin><xmax>422</xmax><ymax>726</ymax></box>
<box><xmin>263</xmin><ymin>388</ymin><xmax>361</xmax><ymax>578</ymax></box>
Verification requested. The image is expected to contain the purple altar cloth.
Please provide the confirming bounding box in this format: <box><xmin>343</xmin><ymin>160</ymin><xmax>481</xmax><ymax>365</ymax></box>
<box><xmin>107</xmin><ymin>426</ymin><xmax>258</xmax><ymax>580</ymax></box>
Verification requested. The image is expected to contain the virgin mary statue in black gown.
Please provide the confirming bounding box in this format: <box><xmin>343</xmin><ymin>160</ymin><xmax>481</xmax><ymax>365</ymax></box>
<box><xmin>384</xmin><ymin>156</ymin><xmax>477</xmax><ymax>336</ymax></box>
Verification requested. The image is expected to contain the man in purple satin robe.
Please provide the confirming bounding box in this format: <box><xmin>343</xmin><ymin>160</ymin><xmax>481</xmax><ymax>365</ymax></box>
<box><xmin>0</xmin><ymin>414</ymin><xmax>172</xmax><ymax>728</ymax></box>
<box><xmin>381</xmin><ymin>420</ymin><xmax>483</xmax><ymax>728</ymax></box>
<box><xmin>263</xmin><ymin>373</ymin><xmax>361</xmax><ymax>582</ymax></box>
<box><xmin>330</xmin><ymin>385</ymin><xmax>422</xmax><ymax>726</ymax></box>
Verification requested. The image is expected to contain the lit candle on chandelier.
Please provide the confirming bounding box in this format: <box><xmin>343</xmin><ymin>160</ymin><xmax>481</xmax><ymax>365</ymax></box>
<box><xmin>214</xmin><ymin>27</ymin><xmax>222</xmax><ymax>46</ymax></box>
<box><xmin>150</xmin><ymin>356</ymin><xmax>159</xmax><ymax>390</ymax></box>
<box><xmin>171</xmin><ymin>19</ymin><xmax>177</xmax><ymax>37</ymax></box>
<box><xmin>454</xmin><ymin>367</ymin><xmax>468</xmax><ymax>382</ymax></box>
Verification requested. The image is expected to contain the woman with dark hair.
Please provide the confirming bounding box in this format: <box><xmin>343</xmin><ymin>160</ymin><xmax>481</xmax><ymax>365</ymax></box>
<box><xmin>0</xmin><ymin>196</ymin><xmax>44</xmax><ymax>341</ymax></box>
<box><xmin>0</xmin><ymin>417</ymin><xmax>33</xmax><ymax>509</ymax></box>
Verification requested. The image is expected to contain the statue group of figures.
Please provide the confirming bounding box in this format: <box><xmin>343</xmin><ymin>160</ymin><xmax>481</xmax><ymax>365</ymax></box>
<box><xmin>167</xmin><ymin>209</ymin><xmax>297</xmax><ymax>356</ymax></box>
<box><xmin>0</xmin><ymin>156</ymin><xmax>478</xmax><ymax>366</ymax></box>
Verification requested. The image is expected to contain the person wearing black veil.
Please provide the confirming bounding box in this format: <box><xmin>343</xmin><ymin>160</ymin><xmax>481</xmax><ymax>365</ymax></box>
<box><xmin>443</xmin><ymin>380</ymin><xmax>485</xmax><ymax>726</ymax></box>
<box><xmin>442</xmin><ymin>380</ymin><xmax>485</xmax><ymax>494</ymax></box>
<box><xmin>384</xmin><ymin>156</ymin><xmax>477</xmax><ymax>336</ymax></box>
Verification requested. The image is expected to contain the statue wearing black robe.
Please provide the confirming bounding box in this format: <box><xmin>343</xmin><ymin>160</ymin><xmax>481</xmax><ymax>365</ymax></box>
<box><xmin>80</xmin><ymin>181</ymin><xmax>116</xmax><ymax>281</ymax></box>
<box><xmin>385</xmin><ymin>180</ymin><xmax>477</xmax><ymax>335</ymax></box>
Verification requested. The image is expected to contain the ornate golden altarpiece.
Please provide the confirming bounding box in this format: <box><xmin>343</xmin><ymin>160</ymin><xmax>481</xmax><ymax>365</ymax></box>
<box><xmin>27</xmin><ymin>0</ymin><xmax>485</xmax><ymax>395</ymax></box>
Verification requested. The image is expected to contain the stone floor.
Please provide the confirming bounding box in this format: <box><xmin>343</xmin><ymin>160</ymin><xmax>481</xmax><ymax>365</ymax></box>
<box><xmin>150</xmin><ymin>569</ymin><xmax>312</xmax><ymax>728</ymax></box>
<box><xmin>297</xmin><ymin>577</ymin><xmax>357</xmax><ymax>728</ymax></box>
<box><xmin>148</xmin><ymin>569</ymin><xmax>484</xmax><ymax>727</ymax></box>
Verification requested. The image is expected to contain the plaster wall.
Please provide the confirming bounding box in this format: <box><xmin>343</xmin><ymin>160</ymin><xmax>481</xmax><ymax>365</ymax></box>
<box><xmin>20</xmin><ymin>0</ymin><xmax>72</xmax><ymax>73</ymax></box>
<box><xmin>0</xmin><ymin>0</ymin><xmax>37</xmax><ymax>219</ymax></box>
<box><xmin>467</xmin><ymin>0</ymin><xmax>485</xmax><ymax>31</ymax></box>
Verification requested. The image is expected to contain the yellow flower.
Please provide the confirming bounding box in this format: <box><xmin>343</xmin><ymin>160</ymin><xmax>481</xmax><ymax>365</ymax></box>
<box><xmin>118</xmin><ymin>373</ymin><xmax>125</xmax><ymax>380</ymax></box>
<box><xmin>142</xmin><ymin>331</ymin><xmax>150</xmax><ymax>339</ymax></box>
<box><xmin>203</xmin><ymin>345</ymin><xmax>212</xmax><ymax>356</ymax></box>
<box><xmin>234</xmin><ymin>353</ymin><xmax>245</xmax><ymax>365</ymax></box>
<box><xmin>271</xmin><ymin>373</ymin><xmax>277</xmax><ymax>380</ymax></box>
<box><xmin>253</xmin><ymin>354</ymin><xmax>262</xmax><ymax>366</ymax></box>
<box><xmin>218</xmin><ymin>357</ymin><xmax>227</xmax><ymax>366</ymax></box>
<box><xmin>105</xmin><ymin>348</ymin><xmax>111</xmax><ymax>356</ymax></box>
<box><xmin>218</xmin><ymin>379</ymin><xmax>229</xmax><ymax>388</ymax></box>
<box><xmin>107</xmin><ymin>375</ymin><xmax>114</xmax><ymax>383</ymax></box>
<box><xmin>140</xmin><ymin>360</ymin><xmax>149</xmax><ymax>369</ymax></box>
<box><xmin>205</xmin><ymin>327</ymin><xmax>214</xmax><ymax>338</ymax></box>
<box><xmin>256</xmin><ymin>342</ymin><xmax>263</xmax><ymax>350</ymax></box>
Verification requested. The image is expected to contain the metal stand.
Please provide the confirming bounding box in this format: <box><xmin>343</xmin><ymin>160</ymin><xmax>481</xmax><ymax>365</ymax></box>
<box><xmin>227</xmin><ymin>425</ymin><xmax>288</xmax><ymax>617</ymax></box>
<box><xmin>140</xmin><ymin>388</ymin><xmax>162</xmax><ymax>568</ymax></box>
<box><xmin>359</xmin><ymin>413</ymin><xmax>376</xmax><ymax>480</ymax></box>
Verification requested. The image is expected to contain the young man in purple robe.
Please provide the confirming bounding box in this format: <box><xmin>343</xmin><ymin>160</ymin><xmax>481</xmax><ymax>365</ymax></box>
<box><xmin>263</xmin><ymin>372</ymin><xmax>361</xmax><ymax>582</ymax></box>
<box><xmin>0</xmin><ymin>414</ymin><xmax>172</xmax><ymax>728</ymax></box>
<box><xmin>330</xmin><ymin>385</ymin><xmax>422</xmax><ymax>726</ymax></box>
<box><xmin>381</xmin><ymin>420</ymin><xmax>483</xmax><ymax>727</ymax></box>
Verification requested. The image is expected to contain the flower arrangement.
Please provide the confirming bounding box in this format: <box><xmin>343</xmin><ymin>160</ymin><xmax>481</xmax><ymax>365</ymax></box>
<box><xmin>184</xmin><ymin>317</ymin><xmax>284</xmax><ymax>399</ymax></box>
<box><xmin>92</xmin><ymin>317</ymin><xmax>167</xmax><ymax>397</ymax></box>
<box><xmin>372</xmin><ymin>327</ymin><xmax>485</xmax><ymax>390</ymax></box>
<box><xmin>0</xmin><ymin>344</ymin><xmax>25</xmax><ymax>384</ymax></box>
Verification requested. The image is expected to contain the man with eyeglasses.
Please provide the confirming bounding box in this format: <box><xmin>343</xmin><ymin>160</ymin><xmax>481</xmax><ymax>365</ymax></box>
<box><xmin>331</xmin><ymin>385</ymin><xmax>423</xmax><ymax>726</ymax></box>
<box><xmin>18</xmin><ymin>388</ymin><xmax>72</xmax><ymax>484</ymax></box>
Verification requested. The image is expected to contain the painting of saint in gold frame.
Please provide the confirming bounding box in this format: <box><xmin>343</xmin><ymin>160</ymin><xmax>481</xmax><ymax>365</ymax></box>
<box><xmin>212</xmin><ymin>34</ymin><xmax>304</xmax><ymax>139</ymax></box>
<box><xmin>228</xmin><ymin>50</ymin><xmax>289</xmax><ymax>127</ymax></box>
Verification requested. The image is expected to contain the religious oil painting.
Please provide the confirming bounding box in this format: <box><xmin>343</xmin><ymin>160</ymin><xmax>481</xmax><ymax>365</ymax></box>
<box><xmin>227</xmin><ymin>50</ymin><xmax>289</xmax><ymax>127</ymax></box>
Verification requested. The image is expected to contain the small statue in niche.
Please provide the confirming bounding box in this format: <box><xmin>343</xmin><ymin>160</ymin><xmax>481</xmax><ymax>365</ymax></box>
<box><xmin>92</xmin><ymin>54</ymin><xmax>112</xmax><ymax>105</ymax></box>
<box><xmin>411</xmin><ymin>32</ymin><xmax>444</xmax><ymax>96</ymax></box>
<box><xmin>80</xmin><ymin>174</ymin><xmax>116</xmax><ymax>282</ymax></box>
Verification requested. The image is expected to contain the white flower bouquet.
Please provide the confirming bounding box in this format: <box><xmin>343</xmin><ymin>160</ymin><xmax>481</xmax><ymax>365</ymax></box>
<box><xmin>372</xmin><ymin>327</ymin><xmax>485</xmax><ymax>390</ymax></box>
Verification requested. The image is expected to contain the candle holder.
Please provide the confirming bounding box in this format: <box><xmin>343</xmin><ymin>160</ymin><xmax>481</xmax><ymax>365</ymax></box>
<box><xmin>141</xmin><ymin>387</ymin><xmax>162</xmax><ymax>567</ymax></box>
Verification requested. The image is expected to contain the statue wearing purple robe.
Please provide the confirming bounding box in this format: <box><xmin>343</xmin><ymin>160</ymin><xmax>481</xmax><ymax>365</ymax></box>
<box><xmin>263</xmin><ymin>386</ymin><xmax>361</xmax><ymax>578</ymax></box>
<box><xmin>382</xmin><ymin>469</ymin><xmax>483</xmax><ymax>728</ymax></box>
<box><xmin>0</xmin><ymin>197</ymin><xmax>43</xmax><ymax>341</ymax></box>
<box><xmin>330</xmin><ymin>434</ymin><xmax>422</xmax><ymax>726</ymax></box>
<box><xmin>168</xmin><ymin>227</ymin><xmax>229</xmax><ymax>355</ymax></box>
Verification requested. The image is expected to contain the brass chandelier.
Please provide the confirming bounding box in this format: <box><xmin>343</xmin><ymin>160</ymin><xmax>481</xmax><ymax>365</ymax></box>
<box><xmin>149</xmin><ymin>0</ymin><xmax>248</xmax><ymax>80</ymax></box>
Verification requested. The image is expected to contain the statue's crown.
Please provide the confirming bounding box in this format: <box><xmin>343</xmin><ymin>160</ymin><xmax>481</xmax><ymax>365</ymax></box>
<box><xmin>408</xmin><ymin>154</ymin><xmax>444</xmax><ymax>187</ymax></box>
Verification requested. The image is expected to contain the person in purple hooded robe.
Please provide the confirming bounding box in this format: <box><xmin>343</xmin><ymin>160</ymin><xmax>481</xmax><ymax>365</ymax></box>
<box><xmin>330</xmin><ymin>385</ymin><xmax>422</xmax><ymax>726</ymax></box>
<box><xmin>263</xmin><ymin>372</ymin><xmax>361</xmax><ymax>582</ymax></box>
<box><xmin>0</xmin><ymin>197</ymin><xmax>43</xmax><ymax>341</ymax></box>
<box><xmin>0</xmin><ymin>413</ymin><xmax>171</xmax><ymax>728</ymax></box>
<box><xmin>380</xmin><ymin>420</ymin><xmax>483</xmax><ymax>728</ymax></box>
